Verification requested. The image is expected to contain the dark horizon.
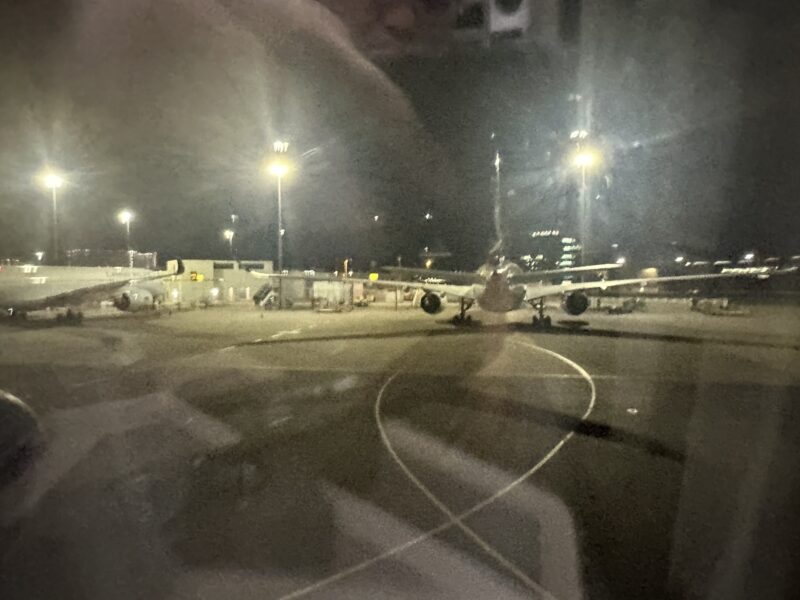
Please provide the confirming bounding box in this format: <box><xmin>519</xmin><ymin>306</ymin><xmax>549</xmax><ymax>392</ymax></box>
<box><xmin>0</xmin><ymin>0</ymin><xmax>797</xmax><ymax>271</ymax></box>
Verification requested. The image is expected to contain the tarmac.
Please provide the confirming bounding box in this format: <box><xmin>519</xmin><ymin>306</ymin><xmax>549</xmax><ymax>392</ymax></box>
<box><xmin>1</xmin><ymin>301</ymin><xmax>798</xmax><ymax>599</ymax></box>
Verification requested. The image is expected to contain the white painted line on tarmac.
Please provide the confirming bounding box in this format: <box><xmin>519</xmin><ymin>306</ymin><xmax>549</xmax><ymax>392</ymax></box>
<box><xmin>374</xmin><ymin>373</ymin><xmax>558</xmax><ymax>599</ymax></box>
<box><xmin>278</xmin><ymin>517</ymin><xmax>458</xmax><ymax>600</ymax></box>
<box><xmin>65</xmin><ymin>377</ymin><xmax>113</xmax><ymax>389</ymax></box>
<box><xmin>280</xmin><ymin>339</ymin><xmax>596</xmax><ymax>600</ymax></box>
<box><xmin>270</xmin><ymin>329</ymin><xmax>302</xmax><ymax>339</ymax></box>
<box><xmin>216</xmin><ymin>331</ymin><xmax>297</xmax><ymax>353</ymax></box>
<box><xmin>384</xmin><ymin>420</ymin><xmax>584</xmax><ymax>598</ymax></box>
<box><xmin>302</xmin><ymin>484</ymin><xmax>533</xmax><ymax>599</ymax></box>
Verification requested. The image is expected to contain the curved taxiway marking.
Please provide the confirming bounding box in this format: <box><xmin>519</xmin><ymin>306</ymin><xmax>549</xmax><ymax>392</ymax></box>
<box><xmin>279</xmin><ymin>337</ymin><xmax>596</xmax><ymax>600</ymax></box>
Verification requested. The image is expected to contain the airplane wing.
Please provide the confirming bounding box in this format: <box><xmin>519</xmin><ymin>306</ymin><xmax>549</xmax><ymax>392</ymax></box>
<box><xmin>348</xmin><ymin>278</ymin><xmax>477</xmax><ymax>300</ymax></box>
<box><xmin>248</xmin><ymin>271</ymin><xmax>337</xmax><ymax>282</ymax></box>
<box><xmin>8</xmin><ymin>260</ymin><xmax>184</xmax><ymax>312</ymax></box>
<box><xmin>249</xmin><ymin>272</ymin><xmax>477</xmax><ymax>300</ymax></box>
<box><xmin>525</xmin><ymin>272</ymin><xmax>769</xmax><ymax>300</ymax></box>
<box><xmin>509</xmin><ymin>263</ymin><xmax>622</xmax><ymax>284</ymax></box>
<box><xmin>381</xmin><ymin>266</ymin><xmax>484</xmax><ymax>286</ymax></box>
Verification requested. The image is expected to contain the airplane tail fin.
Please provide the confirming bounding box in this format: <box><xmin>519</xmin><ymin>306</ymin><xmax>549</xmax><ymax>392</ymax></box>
<box><xmin>488</xmin><ymin>191</ymin><xmax>508</xmax><ymax>258</ymax></box>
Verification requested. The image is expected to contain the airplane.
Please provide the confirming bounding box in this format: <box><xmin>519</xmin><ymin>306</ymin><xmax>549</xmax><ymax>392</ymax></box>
<box><xmin>0</xmin><ymin>259</ymin><xmax>184</xmax><ymax>324</ymax></box>
<box><xmin>253</xmin><ymin>257</ymin><xmax>776</xmax><ymax>329</ymax></box>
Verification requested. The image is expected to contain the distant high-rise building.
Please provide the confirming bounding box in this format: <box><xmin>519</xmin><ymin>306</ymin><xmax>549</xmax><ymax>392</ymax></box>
<box><xmin>514</xmin><ymin>229</ymin><xmax>582</xmax><ymax>272</ymax></box>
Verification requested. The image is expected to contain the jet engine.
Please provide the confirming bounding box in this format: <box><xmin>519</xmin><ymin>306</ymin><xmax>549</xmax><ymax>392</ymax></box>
<box><xmin>113</xmin><ymin>288</ymin><xmax>155</xmax><ymax>312</ymax></box>
<box><xmin>562</xmin><ymin>291</ymin><xmax>590</xmax><ymax>316</ymax></box>
<box><xmin>420</xmin><ymin>292</ymin><xmax>445</xmax><ymax>315</ymax></box>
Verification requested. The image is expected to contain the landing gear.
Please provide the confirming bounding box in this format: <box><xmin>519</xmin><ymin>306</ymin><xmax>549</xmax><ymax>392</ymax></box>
<box><xmin>532</xmin><ymin>315</ymin><xmax>552</xmax><ymax>329</ymax></box>
<box><xmin>530</xmin><ymin>299</ymin><xmax>552</xmax><ymax>330</ymax></box>
<box><xmin>452</xmin><ymin>313</ymin><xmax>473</xmax><ymax>325</ymax></box>
<box><xmin>57</xmin><ymin>309</ymin><xmax>84</xmax><ymax>325</ymax></box>
<box><xmin>451</xmin><ymin>298</ymin><xmax>474</xmax><ymax>326</ymax></box>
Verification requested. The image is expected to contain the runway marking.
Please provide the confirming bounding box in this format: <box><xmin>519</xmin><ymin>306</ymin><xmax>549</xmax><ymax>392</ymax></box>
<box><xmin>217</xmin><ymin>332</ymin><xmax>295</xmax><ymax>352</ymax></box>
<box><xmin>65</xmin><ymin>376</ymin><xmax>113</xmax><ymax>388</ymax></box>
<box><xmin>374</xmin><ymin>371</ymin><xmax>558</xmax><ymax>599</ymax></box>
<box><xmin>279</xmin><ymin>338</ymin><xmax>596</xmax><ymax>600</ymax></box>
<box><xmin>270</xmin><ymin>329</ymin><xmax>302</xmax><ymax>339</ymax></box>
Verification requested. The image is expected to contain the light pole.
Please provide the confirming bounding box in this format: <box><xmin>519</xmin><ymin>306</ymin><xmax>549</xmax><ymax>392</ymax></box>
<box><xmin>492</xmin><ymin>151</ymin><xmax>503</xmax><ymax>254</ymax></box>
<box><xmin>572</xmin><ymin>148</ymin><xmax>599</xmax><ymax>264</ymax></box>
<box><xmin>268</xmin><ymin>159</ymin><xmax>289</xmax><ymax>274</ymax></box>
<box><xmin>223</xmin><ymin>229</ymin><xmax>235</xmax><ymax>258</ymax></box>
<box><xmin>267</xmin><ymin>149</ymin><xmax>291</xmax><ymax>310</ymax></box>
<box><xmin>117</xmin><ymin>209</ymin><xmax>134</xmax><ymax>274</ymax></box>
<box><xmin>266</xmin><ymin>140</ymin><xmax>292</xmax><ymax>311</ymax></box>
<box><xmin>118</xmin><ymin>209</ymin><xmax>134</xmax><ymax>247</ymax></box>
<box><xmin>42</xmin><ymin>171</ymin><xmax>64</xmax><ymax>264</ymax></box>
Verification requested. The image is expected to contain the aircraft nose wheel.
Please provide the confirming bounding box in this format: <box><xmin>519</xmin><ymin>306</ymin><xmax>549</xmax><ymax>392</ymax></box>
<box><xmin>451</xmin><ymin>299</ymin><xmax>474</xmax><ymax>326</ymax></box>
<box><xmin>451</xmin><ymin>314</ymin><xmax>473</xmax><ymax>326</ymax></box>
<box><xmin>532</xmin><ymin>315</ymin><xmax>552</xmax><ymax>329</ymax></box>
<box><xmin>60</xmin><ymin>309</ymin><xmax>84</xmax><ymax>325</ymax></box>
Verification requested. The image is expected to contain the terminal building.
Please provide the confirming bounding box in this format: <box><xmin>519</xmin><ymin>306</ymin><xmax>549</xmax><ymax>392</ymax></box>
<box><xmin>163</xmin><ymin>259</ymin><xmax>374</xmax><ymax>309</ymax></box>
<box><xmin>164</xmin><ymin>259</ymin><xmax>274</xmax><ymax>307</ymax></box>
<box><xmin>65</xmin><ymin>248</ymin><xmax>158</xmax><ymax>270</ymax></box>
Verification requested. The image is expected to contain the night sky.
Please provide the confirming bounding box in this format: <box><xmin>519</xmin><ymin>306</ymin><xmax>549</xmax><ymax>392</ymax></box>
<box><xmin>0</xmin><ymin>0</ymin><xmax>797</xmax><ymax>269</ymax></box>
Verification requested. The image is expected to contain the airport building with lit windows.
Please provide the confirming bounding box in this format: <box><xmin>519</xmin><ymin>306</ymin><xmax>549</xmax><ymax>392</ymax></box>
<box><xmin>514</xmin><ymin>229</ymin><xmax>582</xmax><ymax>272</ymax></box>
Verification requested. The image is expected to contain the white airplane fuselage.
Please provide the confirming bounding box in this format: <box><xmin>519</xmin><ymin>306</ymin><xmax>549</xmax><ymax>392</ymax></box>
<box><xmin>0</xmin><ymin>264</ymin><xmax>163</xmax><ymax>311</ymax></box>
<box><xmin>474</xmin><ymin>272</ymin><xmax>527</xmax><ymax>313</ymax></box>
